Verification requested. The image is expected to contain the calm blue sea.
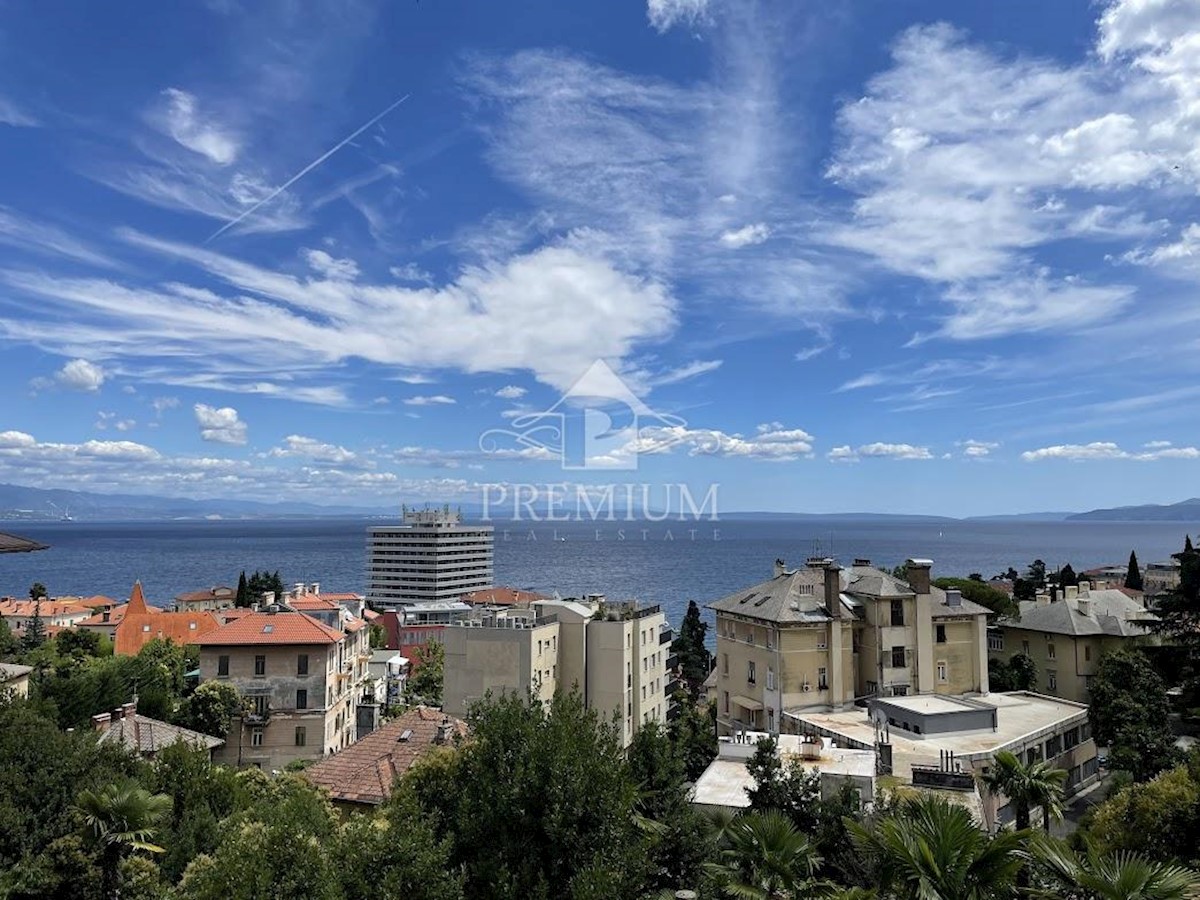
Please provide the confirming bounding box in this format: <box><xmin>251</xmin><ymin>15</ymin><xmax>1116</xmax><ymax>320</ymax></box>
<box><xmin>3</xmin><ymin>518</ymin><xmax>1197</xmax><ymax>627</ymax></box>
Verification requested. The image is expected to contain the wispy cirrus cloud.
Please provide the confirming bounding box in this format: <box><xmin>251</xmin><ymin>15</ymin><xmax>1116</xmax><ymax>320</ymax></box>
<box><xmin>153</xmin><ymin>88</ymin><xmax>240</xmax><ymax>165</ymax></box>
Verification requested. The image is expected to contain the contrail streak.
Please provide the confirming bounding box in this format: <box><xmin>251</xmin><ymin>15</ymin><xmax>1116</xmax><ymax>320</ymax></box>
<box><xmin>205</xmin><ymin>93</ymin><xmax>410</xmax><ymax>243</ymax></box>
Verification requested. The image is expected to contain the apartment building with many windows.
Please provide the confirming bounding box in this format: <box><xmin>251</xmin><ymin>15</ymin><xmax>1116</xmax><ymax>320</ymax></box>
<box><xmin>195</xmin><ymin>608</ymin><xmax>373</xmax><ymax>770</ymax></box>
<box><xmin>366</xmin><ymin>508</ymin><xmax>493</xmax><ymax>610</ymax></box>
<box><xmin>441</xmin><ymin>597</ymin><xmax>670</xmax><ymax>747</ymax></box>
<box><xmin>708</xmin><ymin>557</ymin><xmax>990</xmax><ymax>736</ymax></box>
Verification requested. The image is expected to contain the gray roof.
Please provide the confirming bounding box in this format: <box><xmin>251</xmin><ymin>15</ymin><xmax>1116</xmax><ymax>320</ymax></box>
<box><xmin>97</xmin><ymin>715</ymin><xmax>224</xmax><ymax>755</ymax></box>
<box><xmin>0</xmin><ymin>663</ymin><xmax>32</xmax><ymax>681</ymax></box>
<box><xmin>707</xmin><ymin>563</ymin><xmax>990</xmax><ymax>624</ymax></box>
<box><xmin>1007</xmin><ymin>589</ymin><xmax>1156</xmax><ymax>637</ymax></box>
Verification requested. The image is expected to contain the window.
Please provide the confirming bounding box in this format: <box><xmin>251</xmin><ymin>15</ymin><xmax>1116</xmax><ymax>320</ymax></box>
<box><xmin>297</xmin><ymin>653</ymin><xmax>309</xmax><ymax>676</ymax></box>
<box><xmin>767</xmin><ymin>708</ymin><xmax>775</xmax><ymax>732</ymax></box>
<box><xmin>251</xmin><ymin>728</ymin><xmax>263</xmax><ymax>747</ymax></box>
<box><xmin>1047</xmin><ymin>643</ymin><xmax>1056</xmax><ymax>660</ymax></box>
<box><xmin>295</xmin><ymin>726</ymin><xmax>306</xmax><ymax>747</ymax></box>
<box><xmin>217</xmin><ymin>655</ymin><xmax>229</xmax><ymax>677</ymax></box>
<box><xmin>937</xmin><ymin>661</ymin><xmax>947</xmax><ymax>682</ymax></box>
<box><xmin>891</xmin><ymin>646</ymin><xmax>906</xmax><ymax>669</ymax></box>
<box><xmin>1047</xmin><ymin>670</ymin><xmax>1058</xmax><ymax>691</ymax></box>
<box><xmin>988</xmin><ymin>632</ymin><xmax>1004</xmax><ymax>652</ymax></box>
<box><xmin>936</xmin><ymin>624</ymin><xmax>946</xmax><ymax>644</ymax></box>
<box><xmin>723</xmin><ymin>691</ymin><xmax>729</xmax><ymax>715</ymax></box>
<box><xmin>818</xmin><ymin>666</ymin><xmax>828</xmax><ymax>689</ymax></box>
<box><xmin>296</xmin><ymin>689</ymin><xmax>308</xmax><ymax>710</ymax></box>
<box><xmin>747</xmin><ymin>627</ymin><xmax>755</xmax><ymax>646</ymax></box>
<box><xmin>722</xmin><ymin>653</ymin><xmax>729</xmax><ymax>676</ymax></box>
<box><xmin>1084</xmin><ymin>645</ymin><xmax>1091</xmax><ymax>662</ymax></box>
<box><xmin>766</xmin><ymin>667</ymin><xmax>776</xmax><ymax>690</ymax></box>
<box><xmin>1045</xmin><ymin>734</ymin><xmax>1063</xmax><ymax>757</ymax></box>
<box><xmin>747</xmin><ymin>660</ymin><xmax>756</xmax><ymax>685</ymax></box>
<box><xmin>890</xmin><ymin>598</ymin><xmax>905</xmax><ymax>627</ymax></box>
<box><xmin>1064</xmin><ymin>726</ymin><xmax>1080</xmax><ymax>750</ymax></box>
<box><xmin>1022</xmin><ymin>640</ymin><xmax>1030</xmax><ymax>656</ymax></box>
<box><xmin>254</xmin><ymin>655</ymin><xmax>266</xmax><ymax>676</ymax></box>
<box><xmin>816</xmin><ymin>632</ymin><xmax>827</xmax><ymax>649</ymax></box>
<box><xmin>766</xmin><ymin>629</ymin><xmax>774</xmax><ymax>649</ymax></box>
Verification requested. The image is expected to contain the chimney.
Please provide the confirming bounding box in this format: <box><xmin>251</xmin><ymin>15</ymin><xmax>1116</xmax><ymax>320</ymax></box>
<box><xmin>773</xmin><ymin>558</ymin><xmax>786</xmax><ymax>578</ymax></box>
<box><xmin>262</xmin><ymin>592</ymin><xmax>276</xmax><ymax>605</ymax></box>
<box><xmin>122</xmin><ymin>700</ymin><xmax>137</xmax><ymax>719</ymax></box>
<box><xmin>102</xmin><ymin>610</ymin><xmax>110</xmax><ymax>623</ymax></box>
<box><xmin>1065</xmin><ymin>585</ymin><xmax>1079</xmax><ymax>600</ymax></box>
<box><xmin>435</xmin><ymin>716</ymin><xmax>454</xmax><ymax>745</ymax></box>
<box><xmin>1076</xmin><ymin>597</ymin><xmax>1092</xmax><ymax>617</ymax></box>
<box><xmin>824</xmin><ymin>562</ymin><xmax>843</xmax><ymax>618</ymax></box>
<box><xmin>310</xmin><ymin>582</ymin><xmax>320</xmax><ymax>595</ymax></box>
<box><xmin>91</xmin><ymin>712</ymin><xmax>112</xmax><ymax>733</ymax></box>
<box><xmin>1036</xmin><ymin>591</ymin><xmax>1051</xmax><ymax>606</ymax></box>
<box><xmin>853</xmin><ymin>558</ymin><xmax>871</xmax><ymax>567</ymax></box>
<box><xmin>1079</xmin><ymin>581</ymin><xmax>1091</xmax><ymax>594</ymax></box>
<box><xmin>906</xmin><ymin>559</ymin><xmax>933</xmax><ymax>595</ymax></box>
<box><xmin>945</xmin><ymin>589</ymin><xmax>963</xmax><ymax>608</ymax></box>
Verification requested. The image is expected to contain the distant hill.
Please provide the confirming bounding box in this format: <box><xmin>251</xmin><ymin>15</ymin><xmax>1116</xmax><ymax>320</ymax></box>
<box><xmin>964</xmin><ymin>512</ymin><xmax>1075</xmax><ymax>522</ymax></box>
<box><xmin>1068</xmin><ymin>498</ymin><xmax>1200</xmax><ymax>522</ymax></box>
<box><xmin>719</xmin><ymin>511</ymin><xmax>956</xmax><ymax>523</ymax></box>
<box><xmin>0</xmin><ymin>483</ymin><xmax>393</xmax><ymax>521</ymax></box>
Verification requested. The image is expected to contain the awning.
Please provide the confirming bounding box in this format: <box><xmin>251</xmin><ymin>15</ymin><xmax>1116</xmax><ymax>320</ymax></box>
<box><xmin>732</xmin><ymin>695</ymin><xmax>763</xmax><ymax>712</ymax></box>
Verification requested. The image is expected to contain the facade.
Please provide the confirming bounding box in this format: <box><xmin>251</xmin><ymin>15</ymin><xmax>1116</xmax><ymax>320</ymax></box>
<box><xmin>366</xmin><ymin>508</ymin><xmax>494</xmax><ymax>609</ymax></box>
<box><xmin>707</xmin><ymin>558</ymin><xmax>990</xmax><ymax>737</ymax></box>
<box><xmin>113</xmin><ymin>582</ymin><xmax>222</xmax><ymax>656</ymax></box>
<box><xmin>989</xmin><ymin>584</ymin><xmax>1157</xmax><ymax>704</ymax></box>
<box><xmin>441</xmin><ymin>598</ymin><xmax>670</xmax><ymax>747</ymax></box>
<box><xmin>174</xmin><ymin>585</ymin><xmax>237</xmax><ymax>612</ymax></box>
<box><xmin>195</xmin><ymin>608</ymin><xmax>373</xmax><ymax>770</ymax></box>
<box><xmin>0</xmin><ymin>663</ymin><xmax>32</xmax><ymax>699</ymax></box>
<box><xmin>304</xmin><ymin>706</ymin><xmax>466</xmax><ymax>809</ymax></box>
<box><xmin>1144</xmin><ymin>560</ymin><xmax>1181</xmax><ymax>597</ymax></box>
<box><xmin>0</xmin><ymin>599</ymin><xmax>92</xmax><ymax>631</ymax></box>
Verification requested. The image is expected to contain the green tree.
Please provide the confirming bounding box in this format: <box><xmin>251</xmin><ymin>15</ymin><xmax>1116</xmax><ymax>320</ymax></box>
<box><xmin>57</xmin><ymin>627</ymin><xmax>104</xmax><ymax>658</ymax></box>
<box><xmin>29</xmin><ymin>582</ymin><xmax>47</xmax><ymax>601</ymax></box>
<box><xmin>1084</xmin><ymin>764</ymin><xmax>1200</xmax><ymax>863</ymax></box>
<box><xmin>1058</xmin><ymin>563</ymin><xmax>1079</xmax><ymax>588</ymax></box>
<box><xmin>848</xmin><ymin>795</ymin><xmax>1028</xmax><ymax>900</ymax></box>
<box><xmin>174</xmin><ymin>681</ymin><xmax>243</xmax><ymax>739</ymax></box>
<box><xmin>669</xmin><ymin>697</ymin><xmax>718</xmax><ymax>781</ymax></box>
<box><xmin>408</xmin><ymin>641</ymin><xmax>445</xmax><ymax>705</ymax></box>
<box><xmin>244</xmin><ymin>570</ymin><xmax>285</xmax><ymax>606</ymax></box>
<box><xmin>671</xmin><ymin>600</ymin><xmax>711</xmax><ymax>697</ymax></box>
<box><xmin>712</xmin><ymin>809</ymin><xmax>824</xmax><ymax>899</ymax></box>
<box><xmin>1089</xmin><ymin>648</ymin><xmax>1180</xmax><ymax>781</ymax></box>
<box><xmin>234</xmin><ymin>571</ymin><xmax>248</xmax><ymax>608</ymax></box>
<box><xmin>1127</xmin><ymin>550</ymin><xmax>1145</xmax><ymax>591</ymax></box>
<box><xmin>75</xmin><ymin>779</ymin><xmax>172</xmax><ymax>899</ymax></box>
<box><xmin>404</xmin><ymin>691</ymin><xmax>648</xmax><ymax>900</ymax></box>
<box><xmin>0</xmin><ymin>617</ymin><xmax>15</xmax><ymax>659</ymax></box>
<box><xmin>1152</xmin><ymin>537</ymin><xmax>1200</xmax><ymax>681</ymax></box>
<box><xmin>1035</xmin><ymin>835</ymin><xmax>1200</xmax><ymax>900</ymax></box>
<box><xmin>369</xmin><ymin>623</ymin><xmax>387</xmax><ymax>649</ymax></box>
<box><xmin>1013</xmin><ymin>578</ymin><xmax>1035</xmax><ymax>604</ymax></box>
<box><xmin>21</xmin><ymin>600</ymin><xmax>46</xmax><ymax>652</ymax></box>
<box><xmin>989</xmin><ymin>653</ymin><xmax>1038</xmax><ymax>692</ymax></box>
<box><xmin>933</xmin><ymin>578</ymin><xmax>1017</xmax><ymax>617</ymax></box>
<box><xmin>1028</xmin><ymin>560</ymin><xmax>1048</xmax><ymax>589</ymax></box>
<box><xmin>978</xmin><ymin>749</ymin><xmax>1066</xmax><ymax>831</ymax></box>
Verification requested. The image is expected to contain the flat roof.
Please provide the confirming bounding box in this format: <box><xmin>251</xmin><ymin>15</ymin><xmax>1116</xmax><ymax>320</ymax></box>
<box><xmin>877</xmin><ymin>695</ymin><xmax>980</xmax><ymax>715</ymax></box>
<box><xmin>693</xmin><ymin>743</ymin><xmax>876</xmax><ymax>810</ymax></box>
<box><xmin>790</xmin><ymin>692</ymin><xmax>1089</xmax><ymax>779</ymax></box>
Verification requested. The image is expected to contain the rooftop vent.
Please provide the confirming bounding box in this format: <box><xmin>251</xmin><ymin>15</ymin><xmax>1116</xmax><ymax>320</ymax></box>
<box><xmin>397</xmin><ymin>728</ymin><xmax>413</xmax><ymax>742</ymax></box>
<box><xmin>946</xmin><ymin>590</ymin><xmax>962</xmax><ymax>608</ymax></box>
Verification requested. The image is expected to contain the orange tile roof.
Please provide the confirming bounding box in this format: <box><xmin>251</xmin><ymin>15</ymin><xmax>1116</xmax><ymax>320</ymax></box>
<box><xmin>114</xmin><ymin>582</ymin><xmax>222</xmax><ymax>656</ymax></box>
<box><xmin>303</xmin><ymin>707</ymin><xmax>467</xmax><ymax>805</ymax></box>
<box><xmin>362</xmin><ymin>609</ymin><xmax>380</xmax><ymax>622</ymax></box>
<box><xmin>288</xmin><ymin>597</ymin><xmax>340</xmax><ymax>612</ymax></box>
<box><xmin>312</xmin><ymin>592</ymin><xmax>361</xmax><ymax>602</ymax></box>
<box><xmin>461</xmin><ymin>587</ymin><xmax>552</xmax><ymax>607</ymax></box>
<box><xmin>215</xmin><ymin>608</ymin><xmax>254</xmax><ymax>623</ymax></box>
<box><xmin>0</xmin><ymin>599</ymin><xmax>92</xmax><ymax>619</ymax></box>
<box><xmin>79</xmin><ymin>602</ymin><xmax>163</xmax><ymax>627</ymax></box>
<box><xmin>194</xmin><ymin>610</ymin><xmax>343</xmax><ymax>647</ymax></box>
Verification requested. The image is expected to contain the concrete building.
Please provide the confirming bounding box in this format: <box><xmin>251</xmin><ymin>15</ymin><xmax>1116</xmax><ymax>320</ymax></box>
<box><xmin>195</xmin><ymin>607</ymin><xmax>373</xmax><ymax>770</ymax></box>
<box><xmin>791</xmin><ymin>691</ymin><xmax>1100</xmax><ymax>829</ymax></box>
<box><xmin>692</xmin><ymin>733</ymin><xmax>876</xmax><ymax>814</ymax></box>
<box><xmin>989</xmin><ymin>583</ymin><xmax>1158</xmax><ymax>703</ymax></box>
<box><xmin>366</xmin><ymin>507</ymin><xmax>493</xmax><ymax>610</ymax></box>
<box><xmin>442</xmin><ymin>597</ymin><xmax>670</xmax><ymax>747</ymax></box>
<box><xmin>707</xmin><ymin>558</ymin><xmax>990</xmax><ymax>736</ymax></box>
<box><xmin>174</xmin><ymin>585</ymin><xmax>237</xmax><ymax>612</ymax></box>
<box><xmin>1145</xmin><ymin>559</ymin><xmax>1182</xmax><ymax>597</ymax></box>
<box><xmin>0</xmin><ymin>663</ymin><xmax>32</xmax><ymax>699</ymax></box>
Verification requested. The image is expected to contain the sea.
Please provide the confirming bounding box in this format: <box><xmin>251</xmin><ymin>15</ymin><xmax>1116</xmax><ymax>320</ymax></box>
<box><xmin>3</xmin><ymin>517</ymin><xmax>1198</xmax><ymax>627</ymax></box>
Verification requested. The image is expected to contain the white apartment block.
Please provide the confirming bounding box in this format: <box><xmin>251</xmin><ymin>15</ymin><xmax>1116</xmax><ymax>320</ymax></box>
<box><xmin>367</xmin><ymin>507</ymin><xmax>494</xmax><ymax>610</ymax></box>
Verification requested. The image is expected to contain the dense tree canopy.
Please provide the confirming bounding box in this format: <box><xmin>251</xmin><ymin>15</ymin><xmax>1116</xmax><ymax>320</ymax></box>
<box><xmin>407</xmin><ymin>641</ymin><xmax>444</xmax><ymax>705</ymax></box>
<box><xmin>670</xmin><ymin>600</ymin><xmax>711</xmax><ymax>698</ymax></box>
<box><xmin>1089</xmin><ymin>648</ymin><xmax>1179</xmax><ymax>781</ymax></box>
<box><xmin>933</xmin><ymin>577</ymin><xmax>1017</xmax><ymax>617</ymax></box>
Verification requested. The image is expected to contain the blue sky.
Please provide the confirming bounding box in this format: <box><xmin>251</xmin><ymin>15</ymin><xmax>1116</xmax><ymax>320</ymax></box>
<box><xmin>2</xmin><ymin>0</ymin><xmax>1199</xmax><ymax>516</ymax></box>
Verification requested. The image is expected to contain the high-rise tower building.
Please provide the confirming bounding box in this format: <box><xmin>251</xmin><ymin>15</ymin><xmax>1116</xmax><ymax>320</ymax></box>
<box><xmin>366</xmin><ymin>507</ymin><xmax>494</xmax><ymax>610</ymax></box>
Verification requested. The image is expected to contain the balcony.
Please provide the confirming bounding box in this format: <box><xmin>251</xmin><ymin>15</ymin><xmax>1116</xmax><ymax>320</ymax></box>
<box><xmin>659</xmin><ymin>628</ymin><xmax>673</xmax><ymax>646</ymax></box>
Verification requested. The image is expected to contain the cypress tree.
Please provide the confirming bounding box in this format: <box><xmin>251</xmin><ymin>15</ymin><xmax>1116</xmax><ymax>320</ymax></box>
<box><xmin>235</xmin><ymin>571</ymin><xmax>249</xmax><ymax>608</ymax></box>
<box><xmin>1125</xmin><ymin>551</ymin><xmax>1144</xmax><ymax>591</ymax></box>
<box><xmin>1187</xmin><ymin>535</ymin><xmax>1195</xmax><ymax>553</ymax></box>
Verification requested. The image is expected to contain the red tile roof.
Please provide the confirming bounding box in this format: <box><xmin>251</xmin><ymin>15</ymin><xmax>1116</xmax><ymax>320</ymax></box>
<box><xmin>288</xmin><ymin>597</ymin><xmax>340</xmax><ymax>612</ymax></box>
<box><xmin>0</xmin><ymin>599</ymin><xmax>91</xmax><ymax>619</ymax></box>
<box><xmin>79</xmin><ymin>602</ymin><xmax>163</xmax><ymax>627</ymax></box>
<box><xmin>114</xmin><ymin>582</ymin><xmax>222</xmax><ymax>656</ymax></box>
<box><xmin>194</xmin><ymin>610</ymin><xmax>344</xmax><ymax>647</ymax></box>
<box><xmin>461</xmin><ymin>587</ymin><xmax>552</xmax><ymax>607</ymax></box>
<box><xmin>311</xmin><ymin>592</ymin><xmax>362</xmax><ymax>602</ymax></box>
<box><xmin>76</xmin><ymin>595</ymin><xmax>120</xmax><ymax>610</ymax></box>
<box><xmin>303</xmin><ymin>707</ymin><xmax>467</xmax><ymax>806</ymax></box>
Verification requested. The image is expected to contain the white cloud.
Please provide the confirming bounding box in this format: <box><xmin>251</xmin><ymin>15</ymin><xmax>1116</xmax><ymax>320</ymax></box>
<box><xmin>152</xmin><ymin>396</ymin><xmax>180</xmax><ymax>417</ymax></box>
<box><xmin>495</xmin><ymin>385</ymin><xmax>526</xmax><ymax>400</ymax></box>
<box><xmin>959</xmin><ymin>439</ymin><xmax>999</xmax><ymax>458</ymax></box>
<box><xmin>403</xmin><ymin>395</ymin><xmax>456</xmax><ymax>407</ymax></box>
<box><xmin>647</xmin><ymin>0</ymin><xmax>711</xmax><ymax>32</ymax></box>
<box><xmin>828</xmin><ymin>442</ymin><xmax>934</xmax><ymax>462</ymax></box>
<box><xmin>718</xmin><ymin>223</ymin><xmax>771</xmax><ymax>249</ymax></box>
<box><xmin>1144</xmin><ymin>440</ymin><xmax>1173</xmax><ymax>449</ymax></box>
<box><xmin>390</xmin><ymin>263</ymin><xmax>434</xmax><ymax>285</ymax></box>
<box><xmin>155</xmin><ymin>88</ymin><xmax>240</xmax><ymax>165</ymax></box>
<box><xmin>0</xmin><ymin>96</ymin><xmax>38</xmax><ymax>127</ymax></box>
<box><xmin>0</xmin><ymin>208</ymin><xmax>119</xmax><ymax>269</ymax></box>
<box><xmin>54</xmin><ymin>359</ymin><xmax>106</xmax><ymax>392</ymax></box>
<box><xmin>795</xmin><ymin>342</ymin><xmax>831</xmax><ymax>362</ymax></box>
<box><xmin>268</xmin><ymin>434</ymin><xmax>362</xmax><ymax>466</ymax></box>
<box><xmin>194</xmin><ymin>403</ymin><xmax>247</xmax><ymax>445</ymax></box>
<box><xmin>303</xmin><ymin>248</ymin><xmax>359</xmax><ymax>281</ymax></box>
<box><xmin>614</xmin><ymin>421</ymin><xmax>815</xmax><ymax>463</ymax></box>
<box><xmin>1022</xmin><ymin>441</ymin><xmax>1200</xmax><ymax>461</ymax></box>
<box><xmin>650</xmin><ymin>359</ymin><xmax>722</xmax><ymax>386</ymax></box>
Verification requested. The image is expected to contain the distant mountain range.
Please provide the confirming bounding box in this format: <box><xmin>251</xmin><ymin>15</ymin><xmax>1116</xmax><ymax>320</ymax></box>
<box><xmin>5</xmin><ymin>480</ymin><xmax>1200</xmax><ymax>523</ymax></box>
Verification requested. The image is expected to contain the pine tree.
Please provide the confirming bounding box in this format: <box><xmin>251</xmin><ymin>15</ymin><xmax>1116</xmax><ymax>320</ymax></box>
<box><xmin>235</xmin><ymin>571</ymin><xmax>249</xmax><ymax>608</ymax></box>
<box><xmin>21</xmin><ymin>600</ymin><xmax>46</xmax><ymax>651</ymax></box>
<box><xmin>1125</xmin><ymin>551</ymin><xmax>1143</xmax><ymax>591</ymax></box>
<box><xmin>1058</xmin><ymin>563</ymin><xmax>1078</xmax><ymax>588</ymax></box>
<box><xmin>671</xmin><ymin>600</ymin><xmax>711</xmax><ymax>697</ymax></box>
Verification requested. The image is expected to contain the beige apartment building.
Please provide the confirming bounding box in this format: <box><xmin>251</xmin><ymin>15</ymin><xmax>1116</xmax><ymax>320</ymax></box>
<box><xmin>195</xmin><ymin>608</ymin><xmax>373</xmax><ymax>770</ymax></box>
<box><xmin>442</xmin><ymin>598</ymin><xmax>669</xmax><ymax>747</ymax></box>
<box><xmin>989</xmin><ymin>584</ymin><xmax>1157</xmax><ymax>704</ymax></box>
<box><xmin>708</xmin><ymin>558</ymin><xmax>990</xmax><ymax>736</ymax></box>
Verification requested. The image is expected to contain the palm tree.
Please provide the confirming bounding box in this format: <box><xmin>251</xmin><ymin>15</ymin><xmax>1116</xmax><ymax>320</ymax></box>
<box><xmin>75</xmin><ymin>780</ymin><xmax>172</xmax><ymax>899</ymax></box>
<box><xmin>979</xmin><ymin>749</ymin><xmax>1067</xmax><ymax>831</ymax></box>
<box><xmin>1034</xmin><ymin>835</ymin><xmax>1200</xmax><ymax>900</ymax></box>
<box><xmin>712</xmin><ymin>809</ymin><xmax>826</xmax><ymax>899</ymax></box>
<box><xmin>848</xmin><ymin>794</ymin><xmax>1028</xmax><ymax>899</ymax></box>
